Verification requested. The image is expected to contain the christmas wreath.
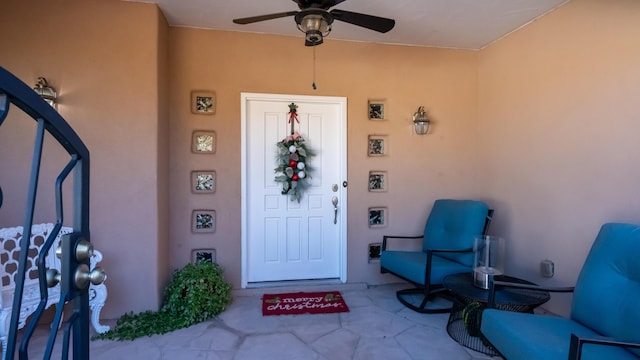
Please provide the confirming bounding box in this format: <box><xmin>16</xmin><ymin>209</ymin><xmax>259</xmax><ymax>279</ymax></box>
<box><xmin>274</xmin><ymin>103</ymin><xmax>313</xmax><ymax>202</ymax></box>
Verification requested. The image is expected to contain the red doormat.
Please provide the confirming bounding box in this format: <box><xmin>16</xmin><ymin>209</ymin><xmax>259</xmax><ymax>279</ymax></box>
<box><xmin>262</xmin><ymin>291</ymin><xmax>349</xmax><ymax>316</ymax></box>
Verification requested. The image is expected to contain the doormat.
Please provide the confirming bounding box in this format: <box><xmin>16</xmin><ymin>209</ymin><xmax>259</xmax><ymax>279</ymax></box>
<box><xmin>262</xmin><ymin>291</ymin><xmax>349</xmax><ymax>316</ymax></box>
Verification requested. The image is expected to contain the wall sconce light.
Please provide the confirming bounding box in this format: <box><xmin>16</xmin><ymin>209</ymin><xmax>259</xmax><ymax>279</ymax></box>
<box><xmin>33</xmin><ymin>77</ymin><xmax>57</xmax><ymax>107</ymax></box>
<box><xmin>413</xmin><ymin>106</ymin><xmax>430</xmax><ymax>135</ymax></box>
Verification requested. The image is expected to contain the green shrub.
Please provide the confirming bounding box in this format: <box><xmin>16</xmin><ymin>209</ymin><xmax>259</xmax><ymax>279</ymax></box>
<box><xmin>163</xmin><ymin>261</ymin><xmax>232</xmax><ymax>325</ymax></box>
<box><xmin>95</xmin><ymin>261</ymin><xmax>232</xmax><ymax>341</ymax></box>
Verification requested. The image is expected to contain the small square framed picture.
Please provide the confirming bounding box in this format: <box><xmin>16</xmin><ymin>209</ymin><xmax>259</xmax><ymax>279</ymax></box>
<box><xmin>368</xmin><ymin>99</ymin><xmax>386</xmax><ymax>120</ymax></box>
<box><xmin>191</xmin><ymin>170</ymin><xmax>216</xmax><ymax>193</ymax></box>
<box><xmin>368</xmin><ymin>135</ymin><xmax>388</xmax><ymax>156</ymax></box>
<box><xmin>191</xmin><ymin>91</ymin><xmax>215</xmax><ymax>115</ymax></box>
<box><xmin>368</xmin><ymin>171</ymin><xmax>387</xmax><ymax>192</ymax></box>
<box><xmin>192</xmin><ymin>130</ymin><xmax>216</xmax><ymax>154</ymax></box>
<box><xmin>368</xmin><ymin>207</ymin><xmax>387</xmax><ymax>228</ymax></box>
<box><xmin>368</xmin><ymin>243</ymin><xmax>382</xmax><ymax>262</ymax></box>
<box><xmin>192</xmin><ymin>248</ymin><xmax>216</xmax><ymax>265</ymax></box>
<box><xmin>192</xmin><ymin>209</ymin><xmax>216</xmax><ymax>233</ymax></box>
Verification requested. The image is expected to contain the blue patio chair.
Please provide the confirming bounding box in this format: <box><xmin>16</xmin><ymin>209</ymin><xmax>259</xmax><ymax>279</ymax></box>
<box><xmin>380</xmin><ymin>199</ymin><xmax>493</xmax><ymax>313</ymax></box>
<box><xmin>481</xmin><ymin>222</ymin><xmax>640</xmax><ymax>359</ymax></box>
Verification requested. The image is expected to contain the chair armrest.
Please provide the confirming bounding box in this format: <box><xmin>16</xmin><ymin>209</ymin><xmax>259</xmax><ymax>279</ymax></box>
<box><xmin>425</xmin><ymin>247</ymin><xmax>474</xmax><ymax>268</ymax></box>
<box><xmin>487</xmin><ymin>280</ymin><xmax>574</xmax><ymax>308</ymax></box>
<box><xmin>427</xmin><ymin>247</ymin><xmax>474</xmax><ymax>254</ymax></box>
<box><xmin>382</xmin><ymin>235</ymin><xmax>422</xmax><ymax>251</ymax></box>
<box><xmin>569</xmin><ymin>333</ymin><xmax>640</xmax><ymax>360</ymax></box>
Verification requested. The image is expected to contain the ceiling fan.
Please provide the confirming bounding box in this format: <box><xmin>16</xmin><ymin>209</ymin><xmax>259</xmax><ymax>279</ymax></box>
<box><xmin>233</xmin><ymin>0</ymin><xmax>396</xmax><ymax>46</ymax></box>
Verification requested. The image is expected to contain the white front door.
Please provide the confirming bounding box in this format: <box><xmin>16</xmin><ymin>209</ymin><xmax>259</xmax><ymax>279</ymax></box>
<box><xmin>241</xmin><ymin>93</ymin><xmax>347</xmax><ymax>286</ymax></box>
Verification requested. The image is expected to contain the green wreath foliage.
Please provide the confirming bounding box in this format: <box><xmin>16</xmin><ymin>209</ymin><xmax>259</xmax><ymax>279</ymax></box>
<box><xmin>274</xmin><ymin>133</ymin><xmax>313</xmax><ymax>202</ymax></box>
<box><xmin>94</xmin><ymin>261</ymin><xmax>232</xmax><ymax>341</ymax></box>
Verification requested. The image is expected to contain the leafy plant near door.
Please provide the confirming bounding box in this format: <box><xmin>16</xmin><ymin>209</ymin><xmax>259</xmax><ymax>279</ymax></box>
<box><xmin>94</xmin><ymin>261</ymin><xmax>232</xmax><ymax>341</ymax></box>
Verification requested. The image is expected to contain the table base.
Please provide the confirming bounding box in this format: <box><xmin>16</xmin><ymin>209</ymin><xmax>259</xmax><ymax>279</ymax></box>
<box><xmin>446</xmin><ymin>300</ymin><xmax>498</xmax><ymax>356</ymax></box>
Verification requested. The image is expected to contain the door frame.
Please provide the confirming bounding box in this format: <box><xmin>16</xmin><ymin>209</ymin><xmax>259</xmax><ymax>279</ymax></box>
<box><xmin>240</xmin><ymin>92</ymin><xmax>348</xmax><ymax>288</ymax></box>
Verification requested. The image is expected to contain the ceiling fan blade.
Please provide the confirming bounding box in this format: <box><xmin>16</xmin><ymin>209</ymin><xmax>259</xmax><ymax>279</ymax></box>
<box><xmin>294</xmin><ymin>0</ymin><xmax>346</xmax><ymax>10</ymax></box>
<box><xmin>233</xmin><ymin>11</ymin><xmax>298</xmax><ymax>25</ymax></box>
<box><xmin>330</xmin><ymin>9</ymin><xmax>395</xmax><ymax>33</ymax></box>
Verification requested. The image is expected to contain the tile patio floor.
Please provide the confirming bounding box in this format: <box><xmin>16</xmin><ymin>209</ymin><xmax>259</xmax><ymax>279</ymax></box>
<box><xmin>22</xmin><ymin>283</ymin><xmax>503</xmax><ymax>360</ymax></box>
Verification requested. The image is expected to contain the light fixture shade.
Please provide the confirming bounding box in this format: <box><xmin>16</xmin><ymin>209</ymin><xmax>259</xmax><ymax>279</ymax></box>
<box><xmin>298</xmin><ymin>14</ymin><xmax>330</xmax><ymax>34</ymax></box>
<box><xmin>296</xmin><ymin>12</ymin><xmax>332</xmax><ymax>46</ymax></box>
<box><xmin>413</xmin><ymin>106</ymin><xmax>430</xmax><ymax>135</ymax></box>
<box><xmin>33</xmin><ymin>77</ymin><xmax>57</xmax><ymax>107</ymax></box>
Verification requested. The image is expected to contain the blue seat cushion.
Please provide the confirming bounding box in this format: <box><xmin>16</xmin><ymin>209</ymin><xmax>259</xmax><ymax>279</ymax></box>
<box><xmin>422</xmin><ymin>199</ymin><xmax>489</xmax><ymax>266</ymax></box>
<box><xmin>570</xmin><ymin>223</ymin><xmax>640</xmax><ymax>358</ymax></box>
<box><xmin>481</xmin><ymin>309</ymin><xmax>639</xmax><ymax>360</ymax></box>
<box><xmin>380</xmin><ymin>250</ymin><xmax>469</xmax><ymax>285</ymax></box>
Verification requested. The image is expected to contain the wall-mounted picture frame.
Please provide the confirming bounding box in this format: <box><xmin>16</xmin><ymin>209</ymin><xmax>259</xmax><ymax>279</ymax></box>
<box><xmin>368</xmin><ymin>243</ymin><xmax>382</xmax><ymax>262</ymax></box>
<box><xmin>191</xmin><ymin>248</ymin><xmax>216</xmax><ymax>264</ymax></box>
<box><xmin>368</xmin><ymin>171</ymin><xmax>387</xmax><ymax>192</ymax></box>
<box><xmin>191</xmin><ymin>170</ymin><xmax>216</xmax><ymax>193</ymax></box>
<box><xmin>368</xmin><ymin>207</ymin><xmax>387</xmax><ymax>228</ymax></box>
<box><xmin>191</xmin><ymin>90</ymin><xmax>215</xmax><ymax>115</ymax></box>
<box><xmin>191</xmin><ymin>209</ymin><xmax>216</xmax><ymax>233</ymax></box>
<box><xmin>368</xmin><ymin>135</ymin><xmax>388</xmax><ymax>157</ymax></box>
<box><xmin>192</xmin><ymin>130</ymin><xmax>216</xmax><ymax>154</ymax></box>
<box><xmin>368</xmin><ymin>99</ymin><xmax>386</xmax><ymax>120</ymax></box>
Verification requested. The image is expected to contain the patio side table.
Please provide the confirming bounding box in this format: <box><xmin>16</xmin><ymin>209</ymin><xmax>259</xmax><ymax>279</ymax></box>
<box><xmin>443</xmin><ymin>272</ymin><xmax>550</xmax><ymax>356</ymax></box>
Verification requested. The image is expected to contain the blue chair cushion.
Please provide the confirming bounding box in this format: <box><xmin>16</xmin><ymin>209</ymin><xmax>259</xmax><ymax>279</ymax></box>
<box><xmin>380</xmin><ymin>251</ymin><xmax>469</xmax><ymax>285</ymax></box>
<box><xmin>481</xmin><ymin>223</ymin><xmax>640</xmax><ymax>360</ymax></box>
<box><xmin>481</xmin><ymin>309</ymin><xmax>639</xmax><ymax>360</ymax></box>
<box><xmin>423</xmin><ymin>199</ymin><xmax>490</xmax><ymax>266</ymax></box>
<box><xmin>571</xmin><ymin>223</ymin><xmax>640</xmax><ymax>357</ymax></box>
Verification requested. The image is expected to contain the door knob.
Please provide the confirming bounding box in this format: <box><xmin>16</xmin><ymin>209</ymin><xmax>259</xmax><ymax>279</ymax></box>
<box><xmin>46</xmin><ymin>269</ymin><xmax>61</xmax><ymax>287</ymax></box>
<box><xmin>74</xmin><ymin>264</ymin><xmax>107</xmax><ymax>290</ymax></box>
<box><xmin>48</xmin><ymin>263</ymin><xmax>106</xmax><ymax>289</ymax></box>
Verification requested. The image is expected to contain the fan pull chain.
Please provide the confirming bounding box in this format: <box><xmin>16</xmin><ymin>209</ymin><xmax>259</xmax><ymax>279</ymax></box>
<box><xmin>312</xmin><ymin>45</ymin><xmax>317</xmax><ymax>90</ymax></box>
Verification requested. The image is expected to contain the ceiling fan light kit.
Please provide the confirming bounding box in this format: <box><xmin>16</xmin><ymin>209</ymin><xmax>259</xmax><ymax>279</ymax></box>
<box><xmin>233</xmin><ymin>0</ymin><xmax>395</xmax><ymax>89</ymax></box>
<box><xmin>296</xmin><ymin>11</ymin><xmax>333</xmax><ymax>46</ymax></box>
<box><xmin>233</xmin><ymin>0</ymin><xmax>395</xmax><ymax>47</ymax></box>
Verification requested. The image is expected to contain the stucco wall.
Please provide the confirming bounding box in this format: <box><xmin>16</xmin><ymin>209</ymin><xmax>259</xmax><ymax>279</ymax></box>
<box><xmin>0</xmin><ymin>0</ymin><xmax>479</xmax><ymax>319</ymax></box>
<box><xmin>3</xmin><ymin>0</ymin><xmax>638</xmax><ymax>319</ymax></box>
<box><xmin>0</xmin><ymin>0</ymin><xmax>170</xmax><ymax>318</ymax></box>
<box><xmin>477</xmin><ymin>0</ymin><xmax>640</xmax><ymax>314</ymax></box>
<box><xmin>168</xmin><ymin>28</ymin><xmax>481</xmax><ymax>288</ymax></box>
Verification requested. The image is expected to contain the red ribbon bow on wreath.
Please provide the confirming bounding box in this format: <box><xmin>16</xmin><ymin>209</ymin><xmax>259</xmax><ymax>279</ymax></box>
<box><xmin>288</xmin><ymin>102</ymin><xmax>299</xmax><ymax>135</ymax></box>
<box><xmin>288</xmin><ymin>103</ymin><xmax>299</xmax><ymax>123</ymax></box>
<box><xmin>288</xmin><ymin>102</ymin><xmax>299</xmax><ymax>123</ymax></box>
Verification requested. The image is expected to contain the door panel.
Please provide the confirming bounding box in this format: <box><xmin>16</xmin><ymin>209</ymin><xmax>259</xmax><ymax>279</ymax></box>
<box><xmin>242</xmin><ymin>94</ymin><xmax>347</xmax><ymax>285</ymax></box>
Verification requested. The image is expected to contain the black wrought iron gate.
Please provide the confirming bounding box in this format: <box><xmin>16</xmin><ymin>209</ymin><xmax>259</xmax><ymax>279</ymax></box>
<box><xmin>0</xmin><ymin>67</ymin><xmax>101</xmax><ymax>359</ymax></box>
